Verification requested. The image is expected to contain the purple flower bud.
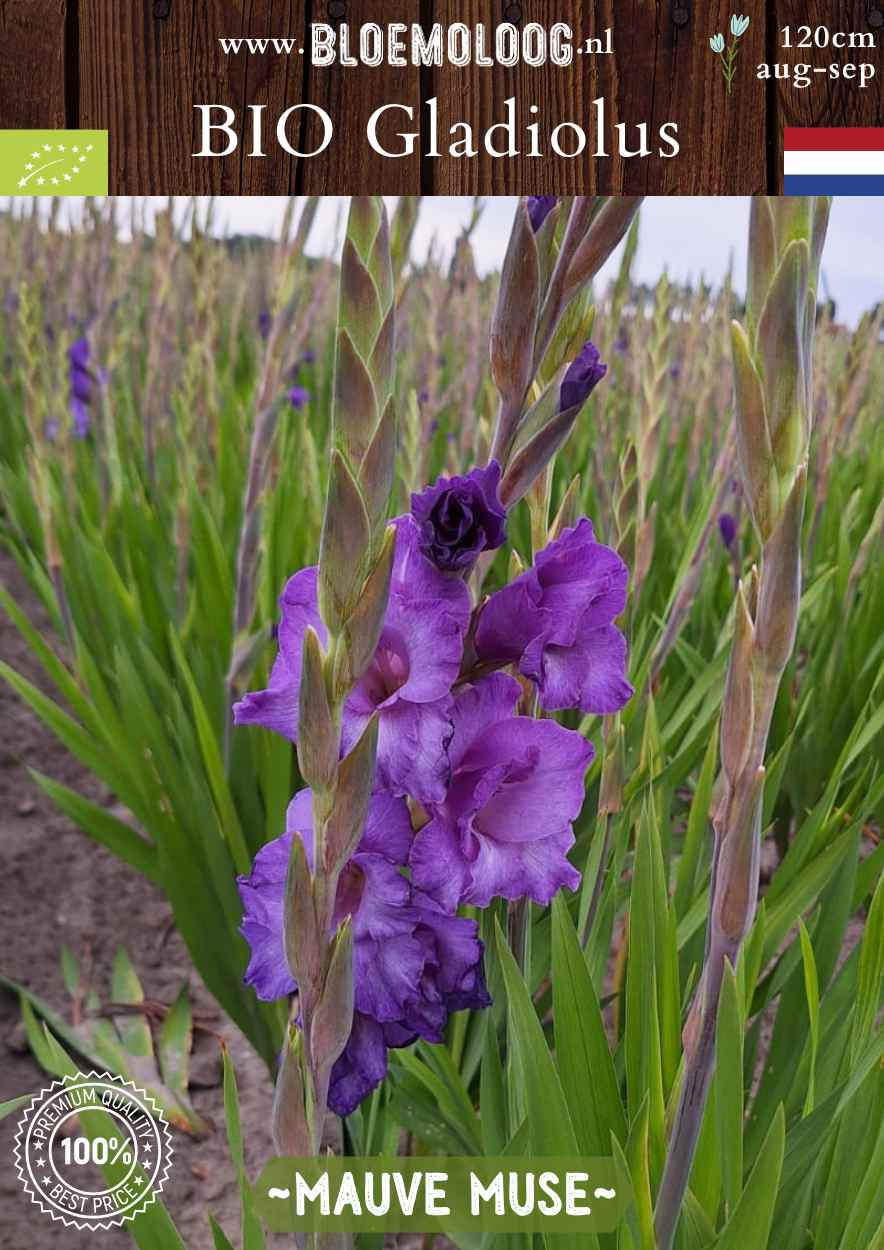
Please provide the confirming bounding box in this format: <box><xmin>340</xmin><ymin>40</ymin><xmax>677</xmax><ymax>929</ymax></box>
<box><xmin>718</xmin><ymin>513</ymin><xmax>737</xmax><ymax>549</ymax></box>
<box><xmin>288</xmin><ymin>385</ymin><xmax>310</xmax><ymax>410</ymax></box>
<box><xmin>411</xmin><ymin>462</ymin><xmax>507</xmax><ymax>574</ymax></box>
<box><xmin>69</xmin><ymin>337</ymin><xmax>90</xmax><ymax>372</ymax></box>
<box><xmin>301</xmin><ymin>348</ymin><xmax>316</xmax><ymax>365</ymax></box>
<box><xmin>418</xmin><ymin>388</ymin><xmax>430</xmax><ymax>405</ymax></box>
<box><xmin>560</xmin><ymin>341</ymin><xmax>607</xmax><ymax>412</ymax></box>
<box><xmin>527</xmin><ymin>196</ymin><xmax>557</xmax><ymax>233</ymax></box>
<box><xmin>258</xmin><ymin>308</ymin><xmax>272</xmax><ymax>339</ymax></box>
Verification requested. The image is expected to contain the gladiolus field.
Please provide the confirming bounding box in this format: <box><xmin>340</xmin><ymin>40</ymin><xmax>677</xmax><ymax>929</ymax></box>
<box><xmin>0</xmin><ymin>195</ymin><xmax>882</xmax><ymax>1250</ymax></box>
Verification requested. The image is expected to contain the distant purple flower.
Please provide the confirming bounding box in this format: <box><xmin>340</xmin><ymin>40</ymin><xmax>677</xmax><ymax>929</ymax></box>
<box><xmin>70</xmin><ymin>398</ymin><xmax>90</xmax><ymax>439</ymax></box>
<box><xmin>669</xmin><ymin>364</ymin><xmax>681</xmax><ymax>380</ymax></box>
<box><xmin>418</xmin><ymin>388</ymin><xmax>430</xmax><ymax>405</ymax></box>
<box><xmin>69</xmin><ymin>338</ymin><xmax>90</xmax><ymax>371</ymax></box>
<box><xmin>718</xmin><ymin>513</ymin><xmax>737</xmax><ymax>549</ymax></box>
<box><xmin>527</xmin><ymin>196</ymin><xmax>557</xmax><ymax>233</ymax></box>
<box><xmin>288</xmin><ymin>385</ymin><xmax>310</xmax><ymax>410</ymax></box>
<box><xmin>68</xmin><ymin>337</ymin><xmax>96</xmax><ymax>439</ymax></box>
<box><xmin>258</xmin><ymin>308</ymin><xmax>272</xmax><ymax>340</ymax></box>
<box><xmin>238</xmin><ymin>788</ymin><xmax>488</xmax><ymax>1116</ymax></box>
<box><xmin>475</xmin><ymin>518</ymin><xmax>633</xmax><ymax>715</ymax></box>
<box><xmin>410</xmin><ymin>673</ymin><xmax>591</xmax><ymax>908</ymax></box>
<box><xmin>234</xmin><ymin>517</ymin><xmax>471</xmax><ymax>803</ymax></box>
<box><xmin>301</xmin><ymin>348</ymin><xmax>316</xmax><ymax>365</ymax></box>
<box><xmin>411</xmin><ymin>462</ymin><xmax>507</xmax><ymax>574</ymax></box>
<box><xmin>560</xmin><ymin>341</ymin><xmax>607</xmax><ymax>412</ymax></box>
<box><xmin>613</xmin><ymin>330</ymin><xmax>629</xmax><ymax>354</ymax></box>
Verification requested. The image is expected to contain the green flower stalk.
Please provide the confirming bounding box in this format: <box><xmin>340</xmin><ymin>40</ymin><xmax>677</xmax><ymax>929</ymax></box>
<box><xmin>655</xmin><ymin>196</ymin><xmax>830</xmax><ymax>1250</ymax></box>
<box><xmin>270</xmin><ymin>199</ymin><xmax>397</xmax><ymax>1205</ymax></box>
<box><xmin>489</xmin><ymin>195</ymin><xmax>642</xmax><ymax>471</ymax></box>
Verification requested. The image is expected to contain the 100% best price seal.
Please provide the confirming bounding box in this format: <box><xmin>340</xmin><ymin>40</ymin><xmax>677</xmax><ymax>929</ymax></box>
<box><xmin>13</xmin><ymin>1072</ymin><xmax>172</xmax><ymax>1230</ymax></box>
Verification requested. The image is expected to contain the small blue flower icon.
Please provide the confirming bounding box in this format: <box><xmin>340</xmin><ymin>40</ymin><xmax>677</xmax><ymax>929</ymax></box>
<box><xmin>709</xmin><ymin>14</ymin><xmax>751</xmax><ymax>95</ymax></box>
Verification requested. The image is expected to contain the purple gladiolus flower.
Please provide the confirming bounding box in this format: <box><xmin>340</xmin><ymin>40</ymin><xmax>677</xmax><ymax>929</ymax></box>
<box><xmin>288</xmin><ymin>385</ymin><xmax>310</xmax><ymax>410</ymax></box>
<box><xmin>410</xmin><ymin>673</ymin><xmax>592</xmax><ymax>908</ymax></box>
<box><xmin>560</xmin><ymin>341</ymin><xmax>607</xmax><ymax>412</ymax></box>
<box><xmin>718</xmin><ymin>513</ymin><xmax>737</xmax><ymax>549</ymax></box>
<box><xmin>234</xmin><ymin>517</ymin><xmax>471</xmax><ymax>803</ymax></box>
<box><xmin>69</xmin><ymin>337</ymin><xmax>90</xmax><ymax>371</ymax></box>
<box><xmin>527</xmin><ymin>196</ymin><xmax>557</xmax><ymax>232</ymax></box>
<box><xmin>475</xmin><ymin>517</ymin><xmax>633</xmax><ymax>715</ymax></box>
<box><xmin>410</xmin><ymin>461</ymin><xmax>507</xmax><ymax>574</ymax></box>
<box><xmin>68</xmin><ymin>337</ymin><xmax>94</xmax><ymax>439</ymax></box>
<box><xmin>238</xmin><ymin>788</ymin><xmax>489</xmax><ymax>1116</ymax></box>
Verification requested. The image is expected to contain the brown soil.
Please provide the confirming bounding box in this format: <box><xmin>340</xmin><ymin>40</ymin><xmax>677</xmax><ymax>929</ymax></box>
<box><xmin>0</xmin><ymin>548</ymin><xmax>278</xmax><ymax>1250</ymax></box>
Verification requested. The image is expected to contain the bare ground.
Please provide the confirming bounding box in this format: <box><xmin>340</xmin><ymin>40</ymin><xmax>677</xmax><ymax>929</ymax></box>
<box><xmin>0</xmin><ymin>547</ymin><xmax>278</xmax><ymax>1250</ymax></box>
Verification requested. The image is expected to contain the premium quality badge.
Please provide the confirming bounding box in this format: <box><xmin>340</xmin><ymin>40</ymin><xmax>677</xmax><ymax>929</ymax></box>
<box><xmin>13</xmin><ymin>1071</ymin><xmax>172</xmax><ymax>1231</ymax></box>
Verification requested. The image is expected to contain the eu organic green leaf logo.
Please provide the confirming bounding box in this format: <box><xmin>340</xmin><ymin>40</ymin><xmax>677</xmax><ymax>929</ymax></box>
<box><xmin>0</xmin><ymin>131</ymin><xmax>108</xmax><ymax>195</ymax></box>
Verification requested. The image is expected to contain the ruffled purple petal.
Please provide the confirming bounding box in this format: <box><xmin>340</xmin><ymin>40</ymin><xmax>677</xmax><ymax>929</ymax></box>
<box><xmin>352</xmin><ymin>697</ymin><xmax>455</xmax><ymax>805</ymax></box>
<box><xmin>460</xmin><ymin>717</ymin><xmax>593</xmax><ymax>841</ymax></box>
<box><xmin>475</xmin><ymin>520</ymin><xmax>632</xmax><ymax>717</ymax></box>
<box><xmin>462</xmin><ymin>823</ymin><xmax>581</xmax><ymax>907</ymax></box>
<box><xmin>233</xmin><ymin>567</ymin><xmax>323</xmax><ymax>741</ymax></box>
<box><xmin>528</xmin><ymin>622</ymin><xmax>634</xmax><ymax>714</ymax></box>
<box><xmin>408</xmin><ymin>818</ymin><xmax>472</xmax><ymax>914</ymax></box>
<box><xmin>236</xmin><ymin>832</ymin><xmax>296</xmax><ymax>1002</ymax></box>
<box><xmin>445</xmin><ymin>673</ymin><xmax>522</xmax><ymax>774</ymax></box>
<box><xmin>328</xmin><ymin>1012</ymin><xmax>388</xmax><ymax>1118</ymax></box>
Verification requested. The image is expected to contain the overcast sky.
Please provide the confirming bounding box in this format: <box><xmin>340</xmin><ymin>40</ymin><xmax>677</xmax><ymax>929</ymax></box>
<box><xmin>22</xmin><ymin>195</ymin><xmax>884</xmax><ymax>325</ymax></box>
<box><xmin>186</xmin><ymin>195</ymin><xmax>884</xmax><ymax>325</ymax></box>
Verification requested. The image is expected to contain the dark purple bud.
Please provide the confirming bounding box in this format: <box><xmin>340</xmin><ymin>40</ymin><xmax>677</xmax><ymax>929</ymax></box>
<box><xmin>613</xmin><ymin>330</ymin><xmax>629</xmax><ymax>354</ymax></box>
<box><xmin>669</xmin><ymin>364</ymin><xmax>681</xmax><ymax>380</ymax></box>
<box><xmin>718</xmin><ymin>513</ymin><xmax>737</xmax><ymax>549</ymax></box>
<box><xmin>527</xmin><ymin>196</ymin><xmax>557</xmax><ymax>233</ymax></box>
<box><xmin>258</xmin><ymin>309</ymin><xmax>272</xmax><ymax>339</ymax></box>
<box><xmin>288</xmin><ymin>385</ymin><xmax>310</xmax><ymax>410</ymax></box>
<box><xmin>411</xmin><ymin>461</ymin><xmax>507</xmax><ymax>573</ymax></box>
<box><xmin>69</xmin><ymin>337</ymin><xmax>90</xmax><ymax>371</ymax></box>
<box><xmin>70</xmin><ymin>368</ymin><xmax>92</xmax><ymax>404</ymax></box>
<box><xmin>301</xmin><ymin>348</ymin><xmax>316</xmax><ymax>365</ymax></box>
<box><xmin>418</xmin><ymin>388</ymin><xmax>430</xmax><ymax>405</ymax></box>
<box><xmin>560</xmin><ymin>341</ymin><xmax>607</xmax><ymax>412</ymax></box>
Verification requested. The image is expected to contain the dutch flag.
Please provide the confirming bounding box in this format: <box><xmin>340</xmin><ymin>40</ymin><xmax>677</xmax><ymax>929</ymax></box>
<box><xmin>784</xmin><ymin>128</ymin><xmax>884</xmax><ymax>194</ymax></box>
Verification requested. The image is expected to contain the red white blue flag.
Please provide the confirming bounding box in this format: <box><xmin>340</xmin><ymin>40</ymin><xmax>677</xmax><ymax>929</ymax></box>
<box><xmin>784</xmin><ymin>129</ymin><xmax>884</xmax><ymax>194</ymax></box>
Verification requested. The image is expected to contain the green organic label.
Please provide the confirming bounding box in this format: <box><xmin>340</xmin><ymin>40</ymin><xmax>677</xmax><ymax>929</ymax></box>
<box><xmin>254</xmin><ymin>1156</ymin><xmax>626</xmax><ymax>1234</ymax></box>
<box><xmin>0</xmin><ymin>131</ymin><xmax>108</xmax><ymax>195</ymax></box>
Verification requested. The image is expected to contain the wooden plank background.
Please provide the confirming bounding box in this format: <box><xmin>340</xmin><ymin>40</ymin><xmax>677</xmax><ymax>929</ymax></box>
<box><xmin>0</xmin><ymin>0</ymin><xmax>882</xmax><ymax>193</ymax></box>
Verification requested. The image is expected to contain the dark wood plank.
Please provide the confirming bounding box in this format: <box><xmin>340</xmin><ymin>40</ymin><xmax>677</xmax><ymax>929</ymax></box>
<box><xmin>428</xmin><ymin>1</ymin><xmax>766</xmax><ymax>194</ymax></box>
<box><xmin>300</xmin><ymin>0</ymin><xmax>422</xmax><ymax>193</ymax></box>
<box><xmin>79</xmin><ymin>0</ymin><xmax>309</xmax><ymax>193</ymax></box>
<box><xmin>619</xmin><ymin>0</ymin><xmax>767</xmax><ymax>193</ymax></box>
<box><xmin>770</xmin><ymin>0</ymin><xmax>884</xmax><ymax>190</ymax></box>
<box><xmin>0</xmin><ymin>0</ymin><xmax>67</xmax><ymax>129</ymax></box>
